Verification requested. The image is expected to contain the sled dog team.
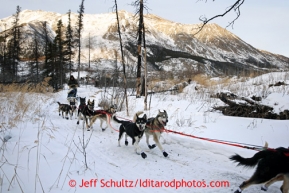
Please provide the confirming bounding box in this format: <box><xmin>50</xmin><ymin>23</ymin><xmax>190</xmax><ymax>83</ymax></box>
<box><xmin>57</xmin><ymin>97</ymin><xmax>169</xmax><ymax>159</ymax></box>
<box><xmin>58</xmin><ymin>98</ymin><xmax>289</xmax><ymax>193</ymax></box>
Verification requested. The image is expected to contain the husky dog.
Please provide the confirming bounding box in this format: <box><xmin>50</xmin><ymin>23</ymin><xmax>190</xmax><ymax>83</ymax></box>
<box><xmin>262</xmin><ymin>173</ymin><xmax>289</xmax><ymax>193</ymax></box>
<box><xmin>144</xmin><ymin>110</ymin><xmax>169</xmax><ymax>157</ymax></box>
<box><xmin>77</xmin><ymin>97</ymin><xmax>86</xmax><ymax>118</ymax></box>
<box><xmin>230</xmin><ymin>147</ymin><xmax>289</xmax><ymax>193</ymax></box>
<box><xmin>77</xmin><ymin>99</ymin><xmax>95</xmax><ymax>131</ymax></box>
<box><xmin>67</xmin><ymin>97</ymin><xmax>78</xmax><ymax>118</ymax></box>
<box><xmin>57</xmin><ymin>102</ymin><xmax>72</xmax><ymax>120</ymax></box>
<box><xmin>88</xmin><ymin>104</ymin><xmax>118</xmax><ymax>132</ymax></box>
<box><xmin>113</xmin><ymin>112</ymin><xmax>147</xmax><ymax>159</ymax></box>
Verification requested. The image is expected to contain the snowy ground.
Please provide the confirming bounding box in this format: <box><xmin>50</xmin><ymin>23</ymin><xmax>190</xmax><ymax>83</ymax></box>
<box><xmin>1</xmin><ymin>72</ymin><xmax>289</xmax><ymax>193</ymax></box>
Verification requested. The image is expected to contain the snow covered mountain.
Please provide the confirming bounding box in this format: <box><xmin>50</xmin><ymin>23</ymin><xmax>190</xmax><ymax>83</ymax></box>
<box><xmin>0</xmin><ymin>9</ymin><xmax>288</xmax><ymax>76</ymax></box>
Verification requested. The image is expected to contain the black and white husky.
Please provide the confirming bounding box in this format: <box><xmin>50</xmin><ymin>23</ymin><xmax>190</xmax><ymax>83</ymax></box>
<box><xmin>77</xmin><ymin>97</ymin><xmax>86</xmax><ymax>118</ymax></box>
<box><xmin>77</xmin><ymin>99</ymin><xmax>95</xmax><ymax>131</ymax></box>
<box><xmin>113</xmin><ymin>112</ymin><xmax>147</xmax><ymax>159</ymax></box>
<box><xmin>144</xmin><ymin>110</ymin><xmax>169</xmax><ymax>157</ymax></box>
<box><xmin>230</xmin><ymin>147</ymin><xmax>289</xmax><ymax>193</ymax></box>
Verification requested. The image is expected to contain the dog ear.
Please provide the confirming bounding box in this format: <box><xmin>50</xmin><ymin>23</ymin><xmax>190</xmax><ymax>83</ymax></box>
<box><xmin>143</xmin><ymin>114</ymin><xmax>147</xmax><ymax>120</ymax></box>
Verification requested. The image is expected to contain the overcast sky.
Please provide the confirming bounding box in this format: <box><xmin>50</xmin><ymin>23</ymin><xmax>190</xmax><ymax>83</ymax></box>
<box><xmin>1</xmin><ymin>0</ymin><xmax>288</xmax><ymax>57</ymax></box>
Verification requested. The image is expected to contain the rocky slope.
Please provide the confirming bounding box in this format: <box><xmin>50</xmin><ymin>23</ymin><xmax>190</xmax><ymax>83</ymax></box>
<box><xmin>0</xmin><ymin>9</ymin><xmax>288</xmax><ymax>76</ymax></box>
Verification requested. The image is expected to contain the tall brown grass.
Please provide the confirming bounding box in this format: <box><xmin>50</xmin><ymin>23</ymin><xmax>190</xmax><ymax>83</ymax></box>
<box><xmin>0</xmin><ymin>77</ymin><xmax>53</xmax><ymax>131</ymax></box>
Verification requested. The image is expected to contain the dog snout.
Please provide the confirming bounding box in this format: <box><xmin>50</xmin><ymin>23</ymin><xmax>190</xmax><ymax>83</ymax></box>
<box><xmin>140</xmin><ymin>124</ymin><xmax>145</xmax><ymax>131</ymax></box>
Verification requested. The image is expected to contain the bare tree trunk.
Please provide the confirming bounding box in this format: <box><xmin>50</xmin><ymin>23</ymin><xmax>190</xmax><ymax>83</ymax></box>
<box><xmin>136</xmin><ymin>0</ymin><xmax>143</xmax><ymax>98</ymax></box>
<box><xmin>114</xmin><ymin>0</ymin><xmax>129</xmax><ymax>116</ymax></box>
<box><xmin>88</xmin><ymin>32</ymin><xmax>90</xmax><ymax>69</ymax></box>
<box><xmin>143</xmin><ymin>24</ymin><xmax>148</xmax><ymax>110</ymax></box>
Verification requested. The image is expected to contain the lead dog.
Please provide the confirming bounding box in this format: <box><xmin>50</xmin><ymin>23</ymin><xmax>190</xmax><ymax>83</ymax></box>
<box><xmin>144</xmin><ymin>110</ymin><xmax>169</xmax><ymax>157</ymax></box>
<box><xmin>113</xmin><ymin>111</ymin><xmax>147</xmax><ymax>159</ymax></box>
<box><xmin>230</xmin><ymin>147</ymin><xmax>289</xmax><ymax>193</ymax></box>
<box><xmin>57</xmin><ymin>101</ymin><xmax>72</xmax><ymax>120</ymax></box>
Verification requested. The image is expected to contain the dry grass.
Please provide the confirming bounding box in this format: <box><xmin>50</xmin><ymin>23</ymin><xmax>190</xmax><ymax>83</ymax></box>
<box><xmin>0</xmin><ymin>77</ymin><xmax>53</xmax><ymax>93</ymax></box>
<box><xmin>0</xmin><ymin>78</ymin><xmax>54</xmax><ymax>132</ymax></box>
<box><xmin>0</xmin><ymin>78</ymin><xmax>56</xmax><ymax>192</ymax></box>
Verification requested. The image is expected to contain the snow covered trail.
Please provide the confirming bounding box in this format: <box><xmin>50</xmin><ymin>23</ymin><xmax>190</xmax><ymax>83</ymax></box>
<box><xmin>1</xmin><ymin>84</ymin><xmax>288</xmax><ymax>193</ymax></box>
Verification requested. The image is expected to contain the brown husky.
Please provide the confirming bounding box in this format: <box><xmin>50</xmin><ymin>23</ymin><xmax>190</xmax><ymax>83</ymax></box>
<box><xmin>88</xmin><ymin>104</ymin><xmax>118</xmax><ymax>132</ymax></box>
<box><xmin>144</xmin><ymin>110</ymin><xmax>169</xmax><ymax>157</ymax></box>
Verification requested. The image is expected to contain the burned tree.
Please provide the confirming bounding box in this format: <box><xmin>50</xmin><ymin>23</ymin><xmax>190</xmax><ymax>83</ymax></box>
<box><xmin>114</xmin><ymin>0</ymin><xmax>129</xmax><ymax>115</ymax></box>
<box><xmin>131</xmin><ymin>0</ymin><xmax>145</xmax><ymax>98</ymax></box>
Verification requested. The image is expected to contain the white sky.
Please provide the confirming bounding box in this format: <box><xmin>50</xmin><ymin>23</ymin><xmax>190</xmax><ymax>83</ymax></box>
<box><xmin>1</xmin><ymin>0</ymin><xmax>288</xmax><ymax>57</ymax></box>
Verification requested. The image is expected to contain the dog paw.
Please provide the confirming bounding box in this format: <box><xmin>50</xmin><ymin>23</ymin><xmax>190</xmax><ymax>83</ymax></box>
<box><xmin>234</xmin><ymin>188</ymin><xmax>242</xmax><ymax>193</ymax></box>
<box><xmin>77</xmin><ymin>121</ymin><xmax>79</xmax><ymax>124</ymax></box>
<box><xmin>163</xmin><ymin>151</ymin><xmax>168</xmax><ymax>157</ymax></box>
<box><xmin>141</xmin><ymin>152</ymin><xmax>147</xmax><ymax>159</ymax></box>
<box><xmin>66</xmin><ymin>117</ymin><xmax>69</xmax><ymax>120</ymax></box>
<box><xmin>102</xmin><ymin>128</ymin><xmax>105</xmax><ymax>132</ymax></box>
<box><xmin>261</xmin><ymin>185</ymin><xmax>268</xmax><ymax>191</ymax></box>
<box><xmin>125</xmin><ymin>141</ymin><xmax>128</xmax><ymax>146</ymax></box>
<box><xmin>148</xmin><ymin>144</ymin><xmax>156</xmax><ymax>149</ymax></box>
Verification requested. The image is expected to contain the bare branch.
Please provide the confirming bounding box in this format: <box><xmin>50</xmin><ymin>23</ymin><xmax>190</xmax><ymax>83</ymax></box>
<box><xmin>193</xmin><ymin>0</ymin><xmax>245</xmax><ymax>35</ymax></box>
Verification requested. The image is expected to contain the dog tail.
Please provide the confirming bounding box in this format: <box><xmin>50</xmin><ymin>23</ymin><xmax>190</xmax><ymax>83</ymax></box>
<box><xmin>132</xmin><ymin>111</ymin><xmax>144</xmax><ymax>123</ymax></box>
<box><xmin>57</xmin><ymin>102</ymin><xmax>61</xmax><ymax>105</ymax></box>
<box><xmin>230</xmin><ymin>150</ymin><xmax>270</xmax><ymax>167</ymax></box>
<box><xmin>113</xmin><ymin>116</ymin><xmax>125</xmax><ymax>123</ymax></box>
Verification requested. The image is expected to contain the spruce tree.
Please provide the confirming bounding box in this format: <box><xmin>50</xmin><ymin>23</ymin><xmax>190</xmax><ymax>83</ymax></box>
<box><xmin>30</xmin><ymin>32</ymin><xmax>40</xmax><ymax>82</ymax></box>
<box><xmin>65</xmin><ymin>10</ymin><xmax>74</xmax><ymax>76</ymax></box>
<box><xmin>76</xmin><ymin>0</ymin><xmax>85</xmax><ymax>80</ymax></box>
<box><xmin>11</xmin><ymin>5</ymin><xmax>22</xmax><ymax>82</ymax></box>
<box><xmin>54</xmin><ymin>19</ymin><xmax>66</xmax><ymax>87</ymax></box>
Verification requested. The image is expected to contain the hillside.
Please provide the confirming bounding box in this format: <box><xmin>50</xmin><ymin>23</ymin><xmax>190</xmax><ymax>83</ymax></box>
<box><xmin>0</xmin><ymin>9</ymin><xmax>289</xmax><ymax>76</ymax></box>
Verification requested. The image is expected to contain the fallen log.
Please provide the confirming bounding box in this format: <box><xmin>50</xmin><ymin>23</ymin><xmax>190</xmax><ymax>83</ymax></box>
<box><xmin>213</xmin><ymin>92</ymin><xmax>289</xmax><ymax>120</ymax></box>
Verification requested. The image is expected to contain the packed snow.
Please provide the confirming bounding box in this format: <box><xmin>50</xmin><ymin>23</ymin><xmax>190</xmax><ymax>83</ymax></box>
<box><xmin>1</xmin><ymin>72</ymin><xmax>289</xmax><ymax>193</ymax></box>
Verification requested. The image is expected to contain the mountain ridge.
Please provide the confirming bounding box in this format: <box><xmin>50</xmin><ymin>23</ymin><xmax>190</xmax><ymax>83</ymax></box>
<box><xmin>0</xmin><ymin>9</ymin><xmax>288</xmax><ymax>76</ymax></box>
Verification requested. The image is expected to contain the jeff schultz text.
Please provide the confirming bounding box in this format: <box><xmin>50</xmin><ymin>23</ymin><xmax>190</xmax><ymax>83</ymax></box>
<box><xmin>75</xmin><ymin>179</ymin><xmax>230</xmax><ymax>189</ymax></box>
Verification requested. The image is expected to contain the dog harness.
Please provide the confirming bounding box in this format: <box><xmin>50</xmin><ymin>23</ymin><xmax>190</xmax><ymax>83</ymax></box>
<box><xmin>267</xmin><ymin>148</ymin><xmax>289</xmax><ymax>157</ymax></box>
<box><xmin>145</xmin><ymin>118</ymin><xmax>166</xmax><ymax>133</ymax></box>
